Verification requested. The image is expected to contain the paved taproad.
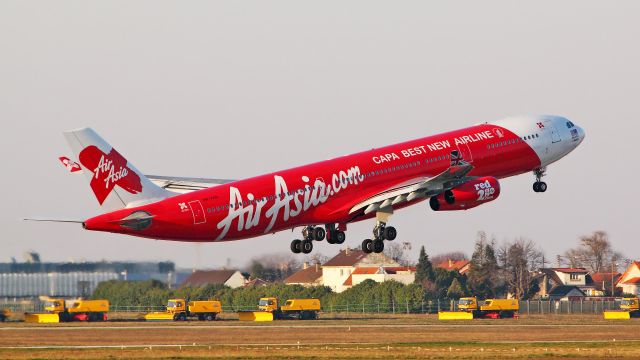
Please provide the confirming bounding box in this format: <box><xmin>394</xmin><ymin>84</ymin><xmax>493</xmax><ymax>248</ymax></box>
<box><xmin>1</xmin><ymin>321</ymin><xmax>639</xmax><ymax>347</ymax></box>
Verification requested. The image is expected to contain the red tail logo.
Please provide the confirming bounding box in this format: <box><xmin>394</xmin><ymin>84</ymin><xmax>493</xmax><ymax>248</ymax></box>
<box><xmin>79</xmin><ymin>146</ymin><xmax>142</xmax><ymax>204</ymax></box>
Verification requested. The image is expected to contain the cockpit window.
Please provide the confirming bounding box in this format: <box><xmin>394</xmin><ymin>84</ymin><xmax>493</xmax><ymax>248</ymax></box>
<box><xmin>566</xmin><ymin>121</ymin><xmax>575</xmax><ymax>129</ymax></box>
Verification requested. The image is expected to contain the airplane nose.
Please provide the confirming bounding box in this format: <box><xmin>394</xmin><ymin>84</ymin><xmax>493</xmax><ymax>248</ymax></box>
<box><xmin>576</xmin><ymin>125</ymin><xmax>586</xmax><ymax>143</ymax></box>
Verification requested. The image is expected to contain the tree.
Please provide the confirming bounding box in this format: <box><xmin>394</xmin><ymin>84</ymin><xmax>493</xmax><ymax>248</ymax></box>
<box><xmin>562</xmin><ymin>231</ymin><xmax>624</xmax><ymax>272</ymax></box>
<box><xmin>415</xmin><ymin>246</ymin><xmax>434</xmax><ymax>285</ymax></box>
<box><xmin>247</xmin><ymin>253</ymin><xmax>300</xmax><ymax>281</ymax></box>
<box><xmin>467</xmin><ymin>231</ymin><xmax>501</xmax><ymax>298</ymax></box>
<box><xmin>384</xmin><ymin>243</ymin><xmax>409</xmax><ymax>266</ymax></box>
<box><xmin>446</xmin><ymin>278</ymin><xmax>466</xmax><ymax>299</ymax></box>
<box><xmin>431</xmin><ymin>252</ymin><xmax>468</xmax><ymax>266</ymax></box>
<box><xmin>498</xmin><ymin>238</ymin><xmax>543</xmax><ymax>299</ymax></box>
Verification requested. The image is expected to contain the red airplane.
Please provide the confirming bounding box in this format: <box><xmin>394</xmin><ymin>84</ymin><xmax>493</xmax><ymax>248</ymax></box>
<box><xmin>53</xmin><ymin>115</ymin><xmax>584</xmax><ymax>254</ymax></box>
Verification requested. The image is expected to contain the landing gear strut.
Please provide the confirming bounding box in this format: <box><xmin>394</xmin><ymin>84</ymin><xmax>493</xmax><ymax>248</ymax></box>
<box><xmin>533</xmin><ymin>168</ymin><xmax>547</xmax><ymax>193</ymax></box>
<box><xmin>362</xmin><ymin>221</ymin><xmax>397</xmax><ymax>254</ymax></box>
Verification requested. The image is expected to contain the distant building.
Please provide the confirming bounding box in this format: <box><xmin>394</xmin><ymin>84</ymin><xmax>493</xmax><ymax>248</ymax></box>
<box><xmin>342</xmin><ymin>266</ymin><xmax>416</xmax><ymax>287</ymax></box>
<box><xmin>616</xmin><ymin>261</ymin><xmax>640</xmax><ymax>296</ymax></box>
<box><xmin>588</xmin><ymin>272</ymin><xmax>621</xmax><ymax>296</ymax></box>
<box><xmin>534</xmin><ymin>268</ymin><xmax>591</xmax><ymax>299</ymax></box>
<box><xmin>0</xmin><ymin>260</ymin><xmax>177</xmax><ymax>299</ymax></box>
<box><xmin>319</xmin><ymin>248</ymin><xmax>401</xmax><ymax>293</ymax></box>
<box><xmin>244</xmin><ymin>278</ymin><xmax>269</xmax><ymax>287</ymax></box>
<box><xmin>548</xmin><ymin>285</ymin><xmax>586</xmax><ymax>301</ymax></box>
<box><xmin>284</xmin><ymin>262</ymin><xmax>323</xmax><ymax>287</ymax></box>
<box><xmin>434</xmin><ymin>259</ymin><xmax>470</xmax><ymax>275</ymax></box>
<box><xmin>180</xmin><ymin>270</ymin><xmax>246</xmax><ymax>289</ymax></box>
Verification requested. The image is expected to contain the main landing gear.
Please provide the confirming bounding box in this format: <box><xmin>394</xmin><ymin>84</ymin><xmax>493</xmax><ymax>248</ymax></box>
<box><xmin>290</xmin><ymin>225</ymin><xmax>346</xmax><ymax>254</ymax></box>
<box><xmin>361</xmin><ymin>221</ymin><xmax>397</xmax><ymax>254</ymax></box>
<box><xmin>533</xmin><ymin>168</ymin><xmax>548</xmax><ymax>193</ymax></box>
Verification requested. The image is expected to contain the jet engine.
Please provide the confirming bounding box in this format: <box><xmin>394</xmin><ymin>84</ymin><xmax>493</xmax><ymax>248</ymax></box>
<box><xmin>429</xmin><ymin>176</ymin><xmax>501</xmax><ymax>211</ymax></box>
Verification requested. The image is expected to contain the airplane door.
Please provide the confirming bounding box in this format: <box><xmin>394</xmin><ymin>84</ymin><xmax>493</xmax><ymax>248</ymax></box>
<box><xmin>544</xmin><ymin>120</ymin><xmax>561</xmax><ymax>143</ymax></box>
<box><xmin>188</xmin><ymin>200</ymin><xmax>206</xmax><ymax>224</ymax></box>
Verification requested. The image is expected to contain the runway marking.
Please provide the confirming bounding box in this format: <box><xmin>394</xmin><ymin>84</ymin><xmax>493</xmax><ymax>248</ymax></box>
<box><xmin>1</xmin><ymin>339</ymin><xmax>640</xmax><ymax>350</ymax></box>
<box><xmin>2</xmin><ymin>323</ymin><xmax>640</xmax><ymax>331</ymax></box>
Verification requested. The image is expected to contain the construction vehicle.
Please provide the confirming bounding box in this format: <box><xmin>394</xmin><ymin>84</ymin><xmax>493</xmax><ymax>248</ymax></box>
<box><xmin>143</xmin><ymin>299</ymin><xmax>222</xmax><ymax>321</ymax></box>
<box><xmin>238</xmin><ymin>297</ymin><xmax>321</xmax><ymax>321</ymax></box>
<box><xmin>0</xmin><ymin>309</ymin><xmax>10</xmax><ymax>322</ymax></box>
<box><xmin>25</xmin><ymin>298</ymin><xmax>109</xmax><ymax>323</ymax></box>
<box><xmin>46</xmin><ymin>298</ymin><xmax>109</xmax><ymax>322</ymax></box>
<box><xmin>604</xmin><ymin>297</ymin><xmax>640</xmax><ymax>320</ymax></box>
<box><xmin>439</xmin><ymin>297</ymin><xmax>519</xmax><ymax>320</ymax></box>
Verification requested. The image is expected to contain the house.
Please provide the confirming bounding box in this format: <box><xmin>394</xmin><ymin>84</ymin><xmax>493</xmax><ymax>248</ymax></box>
<box><xmin>321</xmin><ymin>248</ymin><xmax>400</xmax><ymax>293</ymax></box>
<box><xmin>434</xmin><ymin>259</ymin><xmax>470</xmax><ymax>275</ymax></box>
<box><xmin>616</xmin><ymin>261</ymin><xmax>640</xmax><ymax>296</ymax></box>
<box><xmin>342</xmin><ymin>266</ymin><xmax>416</xmax><ymax>287</ymax></box>
<box><xmin>535</xmin><ymin>268</ymin><xmax>591</xmax><ymax>298</ymax></box>
<box><xmin>284</xmin><ymin>262</ymin><xmax>323</xmax><ymax>287</ymax></box>
<box><xmin>244</xmin><ymin>278</ymin><xmax>269</xmax><ymax>287</ymax></box>
<box><xmin>548</xmin><ymin>285</ymin><xmax>586</xmax><ymax>301</ymax></box>
<box><xmin>588</xmin><ymin>272</ymin><xmax>621</xmax><ymax>296</ymax></box>
<box><xmin>180</xmin><ymin>270</ymin><xmax>246</xmax><ymax>288</ymax></box>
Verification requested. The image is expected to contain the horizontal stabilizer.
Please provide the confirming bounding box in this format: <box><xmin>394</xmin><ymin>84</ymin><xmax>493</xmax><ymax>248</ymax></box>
<box><xmin>24</xmin><ymin>218</ymin><xmax>84</xmax><ymax>224</ymax></box>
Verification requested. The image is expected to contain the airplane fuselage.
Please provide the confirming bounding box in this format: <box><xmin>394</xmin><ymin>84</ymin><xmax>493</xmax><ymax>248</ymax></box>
<box><xmin>83</xmin><ymin>115</ymin><xmax>585</xmax><ymax>243</ymax></box>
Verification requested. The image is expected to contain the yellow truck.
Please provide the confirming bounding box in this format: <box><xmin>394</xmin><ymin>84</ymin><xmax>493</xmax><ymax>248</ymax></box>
<box><xmin>26</xmin><ymin>298</ymin><xmax>109</xmax><ymax>323</ymax></box>
<box><xmin>439</xmin><ymin>297</ymin><xmax>519</xmax><ymax>320</ymax></box>
<box><xmin>604</xmin><ymin>297</ymin><xmax>640</xmax><ymax>320</ymax></box>
<box><xmin>239</xmin><ymin>297</ymin><xmax>321</xmax><ymax>321</ymax></box>
<box><xmin>0</xmin><ymin>309</ymin><xmax>10</xmax><ymax>322</ymax></box>
<box><xmin>144</xmin><ymin>299</ymin><xmax>222</xmax><ymax>321</ymax></box>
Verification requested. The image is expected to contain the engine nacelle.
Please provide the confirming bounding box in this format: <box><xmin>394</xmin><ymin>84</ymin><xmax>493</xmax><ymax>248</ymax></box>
<box><xmin>429</xmin><ymin>176</ymin><xmax>501</xmax><ymax>211</ymax></box>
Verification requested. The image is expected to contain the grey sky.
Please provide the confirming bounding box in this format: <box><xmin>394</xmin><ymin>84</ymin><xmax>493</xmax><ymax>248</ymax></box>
<box><xmin>1</xmin><ymin>1</ymin><xmax>638</xmax><ymax>269</ymax></box>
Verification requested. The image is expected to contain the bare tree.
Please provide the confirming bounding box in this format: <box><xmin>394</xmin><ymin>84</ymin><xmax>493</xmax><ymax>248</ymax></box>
<box><xmin>561</xmin><ymin>231</ymin><xmax>624</xmax><ymax>272</ymax></box>
<box><xmin>498</xmin><ymin>238</ymin><xmax>544</xmax><ymax>299</ymax></box>
<box><xmin>384</xmin><ymin>242</ymin><xmax>409</xmax><ymax>266</ymax></box>
<box><xmin>306</xmin><ymin>252</ymin><xmax>330</xmax><ymax>265</ymax></box>
<box><xmin>245</xmin><ymin>252</ymin><xmax>301</xmax><ymax>281</ymax></box>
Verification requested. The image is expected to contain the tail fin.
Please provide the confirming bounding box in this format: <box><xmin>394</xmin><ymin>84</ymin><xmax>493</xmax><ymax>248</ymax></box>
<box><xmin>64</xmin><ymin>128</ymin><xmax>172</xmax><ymax>210</ymax></box>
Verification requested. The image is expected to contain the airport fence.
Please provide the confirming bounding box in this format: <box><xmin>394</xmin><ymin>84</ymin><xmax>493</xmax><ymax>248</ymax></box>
<box><xmin>0</xmin><ymin>299</ymin><xmax>623</xmax><ymax>315</ymax></box>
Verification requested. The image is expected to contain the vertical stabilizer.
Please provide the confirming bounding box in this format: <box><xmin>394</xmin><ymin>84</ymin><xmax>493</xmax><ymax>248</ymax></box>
<box><xmin>64</xmin><ymin>128</ymin><xmax>172</xmax><ymax>211</ymax></box>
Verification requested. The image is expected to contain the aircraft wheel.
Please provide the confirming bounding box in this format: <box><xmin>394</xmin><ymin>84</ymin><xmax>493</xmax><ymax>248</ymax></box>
<box><xmin>334</xmin><ymin>231</ymin><xmax>346</xmax><ymax>244</ymax></box>
<box><xmin>291</xmin><ymin>239</ymin><xmax>302</xmax><ymax>254</ymax></box>
<box><xmin>301</xmin><ymin>240</ymin><xmax>313</xmax><ymax>254</ymax></box>
<box><xmin>362</xmin><ymin>239</ymin><xmax>373</xmax><ymax>253</ymax></box>
<box><xmin>383</xmin><ymin>227</ymin><xmax>397</xmax><ymax>241</ymax></box>
<box><xmin>373</xmin><ymin>239</ymin><xmax>385</xmax><ymax>253</ymax></box>
<box><xmin>538</xmin><ymin>182</ymin><xmax>547</xmax><ymax>192</ymax></box>
<box><xmin>313</xmin><ymin>227</ymin><xmax>326</xmax><ymax>241</ymax></box>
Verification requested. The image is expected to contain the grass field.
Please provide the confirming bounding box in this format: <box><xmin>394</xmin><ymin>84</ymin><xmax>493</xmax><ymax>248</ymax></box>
<box><xmin>1</xmin><ymin>313</ymin><xmax>639</xmax><ymax>359</ymax></box>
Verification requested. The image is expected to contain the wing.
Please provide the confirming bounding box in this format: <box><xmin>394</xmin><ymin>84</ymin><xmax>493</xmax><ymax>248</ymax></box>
<box><xmin>350</xmin><ymin>152</ymin><xmax>473</xmax><ymax>215</ymax></box>
<box><xmin>146</xmin><ymin>175</ymin><xmax>235</xmax><ymax>193</ymax></box>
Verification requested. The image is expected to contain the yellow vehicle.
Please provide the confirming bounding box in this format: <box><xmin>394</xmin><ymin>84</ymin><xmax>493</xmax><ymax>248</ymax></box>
<box><xmin>439</xmin><ymin>297</ymin><xmax>519</xmax><ymax>320</ymax></box>
<box><xmin>144</xmin><ymin>299</ymin><xmax>222</xmax><ymax>321</ymax></box>
<box><xmin>604</xmin><ymin>297</ymin><xmax>640</xmax><ymax>320</ymax></box>
<box><xmin>36</xmin><ymin>298</ymin><xmax>109</xmax><ymax>322</ymax></box>
<box><xmin>239</xmin><ymin>297</ymin><xmax>320</xmax><ymax>321</ymax></box>
<box><xmin>0</xmin><ymin>309</ymin><xmax>10</xmax><ymax>322</ymax></box>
